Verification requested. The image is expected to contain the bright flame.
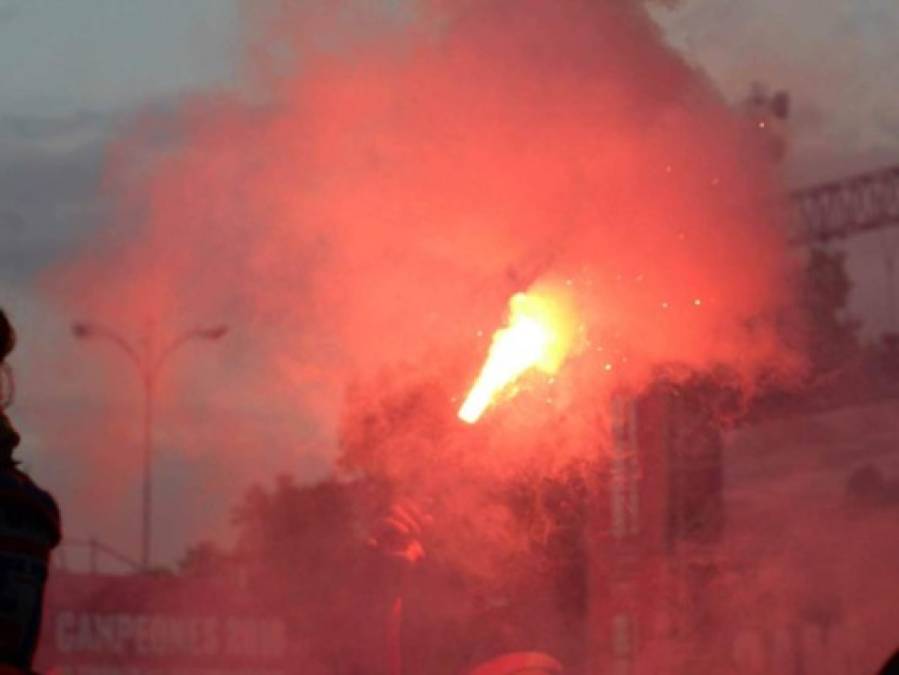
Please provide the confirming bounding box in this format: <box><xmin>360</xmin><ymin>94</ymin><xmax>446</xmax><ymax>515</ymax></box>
<box><xmin>459</xmin><ymin>287</ymin><xmax>576</xmax><ymax>424</ymax></box>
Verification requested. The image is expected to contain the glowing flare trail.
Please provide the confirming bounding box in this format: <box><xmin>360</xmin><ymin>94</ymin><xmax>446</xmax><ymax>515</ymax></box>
<box><xmin>458</xmin><ymin>288</ymin><xmax>575</xmax><ymax>424</ymax></box>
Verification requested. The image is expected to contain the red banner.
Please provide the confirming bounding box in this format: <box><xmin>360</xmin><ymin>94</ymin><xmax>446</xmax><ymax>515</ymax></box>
<box><xmin>35</xmin><ymin>573</ymin><xmax>288</xmax><ymax>675</ymax></box>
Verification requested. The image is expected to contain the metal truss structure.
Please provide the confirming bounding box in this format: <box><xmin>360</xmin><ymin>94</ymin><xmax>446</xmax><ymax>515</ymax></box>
<box><xmin>789</xmin><ymin>164</ymin><xmax>899</xmax><ymax>245</ymax></box>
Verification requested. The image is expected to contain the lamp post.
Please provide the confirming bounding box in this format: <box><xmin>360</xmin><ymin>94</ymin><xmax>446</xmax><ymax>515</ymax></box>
<box><xmin>72</xmin><ymin>320</ymin><xmax>227</xmax><ymax>570</ymax></box>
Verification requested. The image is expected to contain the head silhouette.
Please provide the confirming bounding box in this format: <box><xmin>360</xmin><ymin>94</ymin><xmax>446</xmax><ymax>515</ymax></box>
<box><xmin>879</xmin><ymin>648</ymin><xmax>899</xmax><ymax>675</ymax></box>
<box><xmin>0</xmin><ymin>310</ymin><xmax>18</xmax><ymax>466</ymax></box>
<box><xmin>0</xmin><ymin>309</ymin><xmax>13</xmax><ymax>363</ymax></box>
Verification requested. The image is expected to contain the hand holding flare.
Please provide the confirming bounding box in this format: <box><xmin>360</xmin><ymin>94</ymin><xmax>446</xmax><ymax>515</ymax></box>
<box><xmin>458</xmin><ymin>286</ymin><xmax>576</xmax><ymax>424</ymax></box>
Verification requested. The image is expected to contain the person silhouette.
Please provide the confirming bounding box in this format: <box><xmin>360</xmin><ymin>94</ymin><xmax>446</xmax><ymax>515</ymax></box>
<box><xmin>0</xmin><ymin>309</ymin><xmax>61</xmax><ymax>673</ymax></box>
<box><xmin>370</xmin><ymin>499</ymin><xmax>564</xmax><ymax>675</ymax></box>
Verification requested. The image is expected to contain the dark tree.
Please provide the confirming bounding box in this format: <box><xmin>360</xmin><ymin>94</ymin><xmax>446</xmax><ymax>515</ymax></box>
<box><xmin>179</xmin><ymin>540</ymin><xmax>233</xmax><ymax>578</ymax></box>
<box><xmin>225</xmin><ymin>475</ymin><xmax>394</xmax><ymax>673</ymax></box>
<box><xmin>801</xmin><ymin>247</ymin><xmax>859</xmax><ymax>373</ymax></box>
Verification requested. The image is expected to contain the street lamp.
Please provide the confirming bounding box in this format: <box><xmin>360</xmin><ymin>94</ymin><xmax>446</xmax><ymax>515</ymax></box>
<box><xmin>72</xmin><ymin>320</ymin><xmax>228</xmax><ymax>570</ymax></box>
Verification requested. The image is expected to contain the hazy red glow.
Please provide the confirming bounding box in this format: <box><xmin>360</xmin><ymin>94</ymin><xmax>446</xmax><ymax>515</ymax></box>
<box><xmin>44</xmin><ymin>0</ymin><xmax>798</xmax><ymax>550</ymax></box>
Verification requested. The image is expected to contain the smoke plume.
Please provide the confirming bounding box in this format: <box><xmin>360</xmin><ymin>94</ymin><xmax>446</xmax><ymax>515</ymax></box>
<box><xmin>43</xmin><ymin>0</ymin><xmax>798</xmax><ymax>559</ymax></box>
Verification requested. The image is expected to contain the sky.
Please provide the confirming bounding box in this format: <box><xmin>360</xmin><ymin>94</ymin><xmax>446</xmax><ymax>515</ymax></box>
<box><xmin>651</xmin><ymin>0</ymin><xmax>899</xmax><ymax>185</ymax></box>
<box><xmin>0</xmin><ymin>0</ymin><xmax>242</xmax><ymax>568</ymax></box>
<box><xmin>0</xmin><ymin>0</ymin><xmax>897</xmax><ymax>566</ymax></box>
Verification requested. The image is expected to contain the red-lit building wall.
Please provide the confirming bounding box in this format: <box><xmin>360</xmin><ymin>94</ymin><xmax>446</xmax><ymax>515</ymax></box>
<box><xmin>587</xmin><ymin>385</ymin><xmax>725</xmax><ymax>674</ymax></box>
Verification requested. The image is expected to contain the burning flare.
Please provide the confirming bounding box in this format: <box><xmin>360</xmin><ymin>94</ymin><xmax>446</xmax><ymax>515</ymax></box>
<box><xmin>459</xmin><ymin>287</ymin><xmax>576</xmax><ymax>424</ymax></box>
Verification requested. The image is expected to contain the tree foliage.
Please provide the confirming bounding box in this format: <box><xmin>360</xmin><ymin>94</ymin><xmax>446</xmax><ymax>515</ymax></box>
<box><xmin>801</xmin><ymin>247</ymin><xmax>859</xmax><ymax>373</ymax></box>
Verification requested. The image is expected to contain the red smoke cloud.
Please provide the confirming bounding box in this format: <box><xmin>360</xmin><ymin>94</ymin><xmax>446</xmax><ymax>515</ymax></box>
<box><xmin>44</xmin><ymin>0</ymin><xmax>799</xmax><ymax>556</ymax></box>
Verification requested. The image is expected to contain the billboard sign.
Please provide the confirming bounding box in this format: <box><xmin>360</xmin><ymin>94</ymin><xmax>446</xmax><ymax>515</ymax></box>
<box><xmin>34</xmin><ymin>572</ymin><xmax>287</xmax><ymax>675</ymax></box>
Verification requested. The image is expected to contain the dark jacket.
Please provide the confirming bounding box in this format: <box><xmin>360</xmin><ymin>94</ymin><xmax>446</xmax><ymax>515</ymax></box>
<box><xmin>0</xmin><ymin>461</ymin><xmax>61</xmax><ymax>671</ymax></box>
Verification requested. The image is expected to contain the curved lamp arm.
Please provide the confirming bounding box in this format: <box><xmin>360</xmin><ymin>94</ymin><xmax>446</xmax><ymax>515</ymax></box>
<box><xmin>72</xmin><ymin>321</ymin><xmax>143</xmax><ymax>372</ymax></box>
<box><xmin>150</xmin><ymin>325</ymin><xmax>228</xmax><ymax>377</ymax></box>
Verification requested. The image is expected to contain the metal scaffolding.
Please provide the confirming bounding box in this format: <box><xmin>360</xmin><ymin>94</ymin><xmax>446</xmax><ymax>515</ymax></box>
<box><xmin>789</xmin><ymin>164</ymin><xmax>899</xmax><ymax>245</ymax></box>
